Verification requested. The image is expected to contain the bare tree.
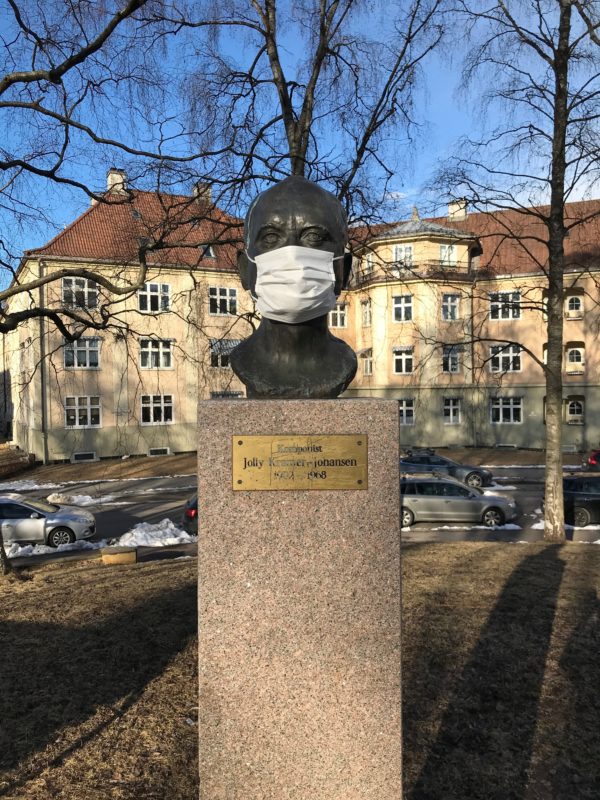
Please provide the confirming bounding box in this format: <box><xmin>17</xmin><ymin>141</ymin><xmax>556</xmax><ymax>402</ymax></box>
<box><xmin>435</xmin><ymin>0</ymin><xmax>600</xmax><ymax>542</ymax></box>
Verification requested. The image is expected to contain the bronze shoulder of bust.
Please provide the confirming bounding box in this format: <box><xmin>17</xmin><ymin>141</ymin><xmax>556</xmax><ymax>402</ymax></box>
<box><xmin>230</xmin><ymin>176</ymin><xmax>357</xmax><ymax>400</ymax></box>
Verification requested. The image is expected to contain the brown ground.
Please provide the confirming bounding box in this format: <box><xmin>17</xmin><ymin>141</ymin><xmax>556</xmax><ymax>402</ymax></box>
<box><xmin>1</xmin><ymin>542</ymin><xmax>598</xmax><ymax>799</ymax></box>
<box><xmin>6</xmin><ymin>446</ymin><xmax>548</xmax><ymax>487</ymax></box>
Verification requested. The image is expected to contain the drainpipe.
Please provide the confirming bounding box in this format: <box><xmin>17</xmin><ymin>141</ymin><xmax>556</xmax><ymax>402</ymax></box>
<box><xmin>39</xmin><ymin>260</ymin><xmax>49</xmax><ymax>464</ymax></box>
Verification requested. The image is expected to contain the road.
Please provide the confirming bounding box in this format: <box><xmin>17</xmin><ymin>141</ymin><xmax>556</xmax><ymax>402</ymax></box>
<box><xmin>19</xmin><ymin>466</ymin><xmax>600</xmax><ymax>546</ymax></box>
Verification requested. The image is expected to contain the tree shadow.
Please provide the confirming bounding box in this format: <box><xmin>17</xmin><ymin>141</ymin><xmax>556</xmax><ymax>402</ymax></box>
<box><xmin>0</xmin><ymin>581</ymin><xmax>197</xmax><ymax>784</ymax></box>
<box><xmin>406</xmin><ymin>547</ymin><xmax>565</xmax><ymax>800</ymax></box>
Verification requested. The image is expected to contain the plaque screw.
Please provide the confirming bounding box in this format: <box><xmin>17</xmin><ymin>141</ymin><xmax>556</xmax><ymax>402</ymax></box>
<box><xmin>238</xmin><ymin>440</ymin><xmax>243</xmax><ymax>445</ymax></box>
<box><xmin>357</xmin><ymin>480</ymin><xmax>363</xmax><ymax>485</ymax></box>
<box><xmin>237</xmin><ymin>480</ymin><xmax>243</xmax><ymax>485</ymax></box>
<box><xmin>357</xmin><ymin>440</ymin><xmax>362</xmax><ymax>445</ymax></box>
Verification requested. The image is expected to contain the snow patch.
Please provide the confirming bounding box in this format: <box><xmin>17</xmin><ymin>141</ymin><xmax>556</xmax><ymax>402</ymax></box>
<box><xmin>0</xmin><ymin>480</ymin><xmax>62</xmax><ymax>491</ymax></box>
<box><xmin>116</xmin><ymin>518</ymin><xmax>197</xmax><ymax>548</ymax></box>
<box><xmin>46</xmin><ymin>493</ymin><xmax>119</xmax><ymax>506</ymax></box>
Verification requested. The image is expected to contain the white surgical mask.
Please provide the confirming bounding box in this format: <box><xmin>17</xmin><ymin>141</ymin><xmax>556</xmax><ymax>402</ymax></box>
<box><xmin>248</xmin><ymin>245</ymin><xmax>342</xmax><ymax>324</ymax></box>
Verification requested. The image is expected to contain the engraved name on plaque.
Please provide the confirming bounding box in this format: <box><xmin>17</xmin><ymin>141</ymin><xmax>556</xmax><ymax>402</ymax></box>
<box><xmin>232</xmin><ymin>435</ymin><xmax>368</xmax><ymax>491</ymax></box>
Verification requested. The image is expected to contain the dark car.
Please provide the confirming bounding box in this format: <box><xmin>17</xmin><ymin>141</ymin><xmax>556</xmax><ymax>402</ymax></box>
<box><xmin>582</xmin><ymin>449</ymin><xmax>600</xmax><ymax>471</ymax></box>
<box><xmin>400</xmin><ymin>476</ymin><xmax>517</xmax><ymax>528</ymax></box>
<box><xmin>400</xmin><ymin>449</ymin><xmax>493</xmax><ymax>488</ymax></box>
<box><xmin>563</xmin><ymin>475</ymin><xmax>600</xmax><ymax>526</ymax></box>
<box><xmin>181</xmin><ymin>494</ymin><xmax>198</xmax><ymax>534</ymax></box>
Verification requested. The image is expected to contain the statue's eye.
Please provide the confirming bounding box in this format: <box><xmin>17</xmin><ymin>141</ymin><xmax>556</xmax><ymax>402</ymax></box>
<box><xmin>261</xmin><ymin>232</ymin><xmax>280</xmax><ymax>246</ymax></box>
<box><xmin>303</xmin><ymin>229</ymin><xmax>326</xmax><ymax>245</ymax></box>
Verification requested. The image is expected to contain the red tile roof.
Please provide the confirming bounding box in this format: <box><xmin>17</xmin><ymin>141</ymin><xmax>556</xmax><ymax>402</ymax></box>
<box><xmin>28</xmin><ymin>190</ymin><xmax>243</xmax><ymax>272</ymax></box>
<box><xmin>351</xmin><ymin>198</ymin><xmax>600</xmax><ymax>276</ymax></box>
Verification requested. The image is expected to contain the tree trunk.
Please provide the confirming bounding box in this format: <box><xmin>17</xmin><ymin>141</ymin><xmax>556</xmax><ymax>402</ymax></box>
<box><xmin>0</xmin><ymin>529</ymin><xmax>12</xmax><ymax>576</ymax></box>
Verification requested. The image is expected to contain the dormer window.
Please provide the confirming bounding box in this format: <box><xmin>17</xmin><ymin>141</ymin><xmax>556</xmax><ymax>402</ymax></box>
<box><xmin>203</xmin><ymin>245</ymin><xmax>215</xmax><ymax>258</ymax></box>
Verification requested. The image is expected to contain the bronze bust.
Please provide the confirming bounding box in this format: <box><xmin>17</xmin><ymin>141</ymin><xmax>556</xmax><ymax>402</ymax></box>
<box><xmin>230</xmin><ymin>176</ymin><xmax>357</xmax><ymax>398</ymax></box>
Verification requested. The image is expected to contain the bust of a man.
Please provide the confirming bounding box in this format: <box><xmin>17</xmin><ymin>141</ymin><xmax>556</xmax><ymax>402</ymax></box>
<box><xmin>230</xmin><ymin>176</ymin><xmax>357</xmax><ymax>399</ymax></box>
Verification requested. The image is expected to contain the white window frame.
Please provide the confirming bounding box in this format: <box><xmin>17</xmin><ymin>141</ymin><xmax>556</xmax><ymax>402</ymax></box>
<box><xmin>440</xmin><ymin>244</ymin><xmax>457</xmax><ymax>266</ymax></box>
<box><xmin>566</xmin><ymin>346</ymin><xmax>585</xmax><ymax>370</ymax></box>
<box><xmin>64</xmin><ymin>337</ymin><xmax>100</xmax><ymax>369</ymax></box>
<box><xmin>209</xmin><ymin>286</ymin><xmax>237</xmax><ymax>316</ymax></box>
<box><xmin>393</xmin><ymin>295</ymin><xmax>413</xmax><ymax>322</ymax></box>
<box><xmin>489</xmin><ymin>291</ymin><xmax>521</xmax><ymax>320</ymax></box>
<box><xmin>365</xmin><ymin>252</ymin><xmax>375</xmax><ymax>275</ymax></box>
<box><xmin>360</xmin><ymin>350</ymin><xmax>373</xmax><ymax>376</ymax></box>
<box><xmin>141</xmin><ymin>394</ymin><xmax>174</xmax><ymax>425</ymax></box>
<box><xmin>565</xmin><ymin>295</ymin><xmax>583</xmax><ymax>317</ymax></box>
<box><xmin>490</xmin><ymin>397</ymin><xmax>523</xmax><ymax>424</ymax></box>
<box><xmin>490</xmin><ymin>344</ymin><xmax>522</xmax><ymax>373</ymax></box>
<box><xmin>65</xmin><ymin>396</ymin><xmax>101</xmax><ymax>429</ymax></box>
<box><xmin>442</xmin><ymin>345</ymin><xmax>461</xmax><ymax>374</ymax></box>
<box><xmin>140</xmin><ymin>339</ymin><xmax>173</xmax><ymax>369</ymax></box>
<box><xmin>393</xmin><ymin>244</ymin><xmax>413</xmax><ymax>268</ymax></box>
<box><xmin>566</xmin><ymin>398</ymin><xmax>584</xmax><ymax>424</ymax></box>
<box><xmin>443</xmin><ymin>397</ymin><xmax>461</xmax><ymax>425</ymax></box>
<box><xmin>138</xmin><ymin>282</ymin><xmax>170</xmax><ymax>313</ymax></box>
<box><xmin>209</xmin><ymin>338</ymin><xmax>242</xmax><ymax>369</ymax></box>
<box><xmin>393</xmin><ymin>346</ymin><xmax>414</xmax><ymax>374</ymax></box>
<box><xmin>361</xmin><ymin>299</ymin><xmax>372</xmax><ymax>327</ymax></box>
<box><xmin>329</xmin><ymin>303</ymin><xmax>347</xmax><ymax>328</ymax></box>
<box><xmin>399</xmin><ymin>398</ymin><xmax>414</xmax><ymax>426</ymax></box>
<box><xmin>62</xmin><ymin>277</ymin><xmax>98</xmax><ymax>309</ymax></box>
<box><xmin>442</xmin><ymin>293</ymin><xmax>460</xmax><ymax>321</ymax></box>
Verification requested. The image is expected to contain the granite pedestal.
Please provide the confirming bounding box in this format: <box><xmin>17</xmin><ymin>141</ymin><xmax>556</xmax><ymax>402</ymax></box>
<box><xmin>198</xmin><ymin>399</ymin><xmax>402</xmax><ymax>799</ymax></box>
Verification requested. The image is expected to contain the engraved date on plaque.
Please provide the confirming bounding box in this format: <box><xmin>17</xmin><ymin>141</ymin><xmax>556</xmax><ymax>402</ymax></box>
<box><xmin>232</xmin><ymin>435</ymin><xmax>368</xmax><ymax>491</ymax></box>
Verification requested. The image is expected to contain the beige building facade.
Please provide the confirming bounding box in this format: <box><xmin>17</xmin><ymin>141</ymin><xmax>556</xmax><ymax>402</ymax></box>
<box><xmin>4</xmin><ymin>178</ymin><xmax>600</xmax><ymax>461</ymax></box>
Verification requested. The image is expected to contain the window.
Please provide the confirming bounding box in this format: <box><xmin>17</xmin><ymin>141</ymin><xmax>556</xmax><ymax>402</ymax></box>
<box><xmin>209</xmin><ymin>286</ymin><xmax>237</xmax><ymax>316</ymax></box>
<box><xmin>210</xmin><ymin>338</ymin><xmax>241</xmax><ymax>368</ymax></box>
<box><xmin>440</xmin><ymin>244</ymin><xmax>456</xmax><ymax>266</ymax></box>
<box><xmin>489</xmin><ymin>291</ymin><xmax>521</xmax><ymax>320</ymax></box>
<box><xmin>443</xmin><ymin>397</ymin><xmax>461</xmax><ymax>425</ymax></box>
<box><xmin>329</xmin><ymin>303</ymin><xmax>347</xmax><ymax>328</ymax></box>
<box><xmin>442</xmin><ymin>294</ymin><xmax>460</xmax><ymax>321</ymax></box>
<box><xmin>360</xmin><ymin>349</ymin><xmax>373</xmax><ymax>377</ymax></box>
<box><xmin>565</xmin><ymin>295</ymin><xmax>583</xmax><ymax>317</ymax></box>
<box><xmin>138</xmin><ymin>283</ymin><xmax>170</xmax><ymax>313</ymax></box>
<box><xmin>64</xmin><ymin>337</ymin><xmax>100</xmax><ymax>368</ymax></box>
<box><xmin>140</xmin><ymin>339</ymin><xmax>172</xmax><ymax>369</ymax></box>
<box><xmin>393</xmin><ymin>295</ymin><xmax>412</xmax><ymax>322</ymax></box>
<box><xmin>393</xmin><ymin>346</ymin><xmax>414</xmax><ymax>374</ymax></box>
<box><xmin>399</xmin><ymin>399</ymin><xmax>414</xmax><ymax>426</ymax></box>
<box><xmin>442</xmin><ymin>345</ymin><xmax>461</xmax><ymax>374</ymax></box>
<box><xmin>210</xmin><ymin>391</ymin><xmax>244</xmax><ymax>399</ymax></box>
<box><xmin>566</xmin><ymin>398</ymin><xmax>584</xmax><ymax>424</ymax></box>
<box><xmin>361</xmin><ymin>299</ymin><xmax>372</xmax><ymax>327</ymax></box>
<box><xmin>393</xmin><ymin>244</ymin><xmax>413</xmax><ymax>268</ymax></box>
<box><xmin>141</xmin><ymin>394</ymin><xmax>173</xmax><ymax>424</ymax></box>
<box><xmin>65</xmin><ymin>396</ymin><xmax>101</xmax><ymax>428</ymax></box>
<box><xmin>62</xmin><ymin>277</ymin><xmax>98</xmax><ymax>308</ymax></box>
<box><xmin>490</xmin><ymin>344</ymin><xmax>521</xmax><ymax>372</ymax></box>
<box><xmin>364</xmin><ymin>252</ymin><xmax>375</xmax><ymax>275</ymax></box>
<box><xmin>566</xmin><ymin>345</ymin><xmax>585</xmax><ymax>371</ymax></box>
<box><xmin>203</xmin><ymin>245</ymin><xmax>215</xmax><ymax>258</ymax></box>
<box><xmin>490</xmin><ymin>397</ymin><xmax>522</xmax><ymax>424</ymax></box>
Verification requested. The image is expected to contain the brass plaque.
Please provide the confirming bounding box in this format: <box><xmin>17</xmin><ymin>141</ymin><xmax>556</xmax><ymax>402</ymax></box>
<box><xmin>232</xmin><ymin>435</ymin><xmax>368</xmax><ymax>491</ymax></box>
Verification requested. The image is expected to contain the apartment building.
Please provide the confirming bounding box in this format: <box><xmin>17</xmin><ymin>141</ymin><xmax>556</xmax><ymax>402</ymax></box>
<box><xmin>4</xmin><ymin>172</ymin><xmax>600</xmax><ymax>461</ymax></box>
<box><xmin>336</xmin><ymin>200</ymin><xmax>600</xmax><ymax>451</ymax></box>
<box><xmin>4</xmin><ymin>170</ymin><xmax>252</xmax><ymax>462</ymax></box>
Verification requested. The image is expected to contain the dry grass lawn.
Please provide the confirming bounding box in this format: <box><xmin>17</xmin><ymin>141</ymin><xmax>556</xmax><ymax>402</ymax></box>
<box><xmin>0</xmin><ymin>542</ymin><xmax>598</xmax><ymax>799</ymax></box>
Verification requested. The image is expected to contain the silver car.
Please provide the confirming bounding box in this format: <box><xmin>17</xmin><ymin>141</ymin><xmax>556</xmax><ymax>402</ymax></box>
<box><xmin>400</xmin><ymin>477</ymin><xmax>517</xmax><ymax>528</ymax></box>
<box><xmin>0</xmin><ymin>493</ymin><xmax>96</xmax><ymax>547</ymax></box>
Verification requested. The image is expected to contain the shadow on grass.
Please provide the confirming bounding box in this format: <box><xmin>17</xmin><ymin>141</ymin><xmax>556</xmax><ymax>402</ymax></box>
<box><xmin>407</xmin><ymin>546</ymin><xmax>564</xmax><ymax>800</ymax></box>
<box><xmin>0</xmin><ymin>581</ymin><xmax>197</xmax><ymax>784</ymax></box>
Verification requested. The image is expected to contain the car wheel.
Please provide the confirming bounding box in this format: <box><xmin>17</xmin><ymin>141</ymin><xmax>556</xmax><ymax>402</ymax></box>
<box><xmin>47</xmin><ymin>527</ymin><xmax>75</xmax><ymax>547</ymax></box>
<box><xmin>574</xmin><ymin>507</ymin><xmax>591</xmax><ymax>527</ymax></box>
<box><xmin>401</xmin><ymin>507</ymin><xmax>414</xmax><ymax>527</ymax></box>
<box><xmin>465</xmin><ymin>472</ymin><xmax>483</xmax><ymax>488</ymax></box>
<box><xmin>482</xmin><ymin>507</ymin><xmax>504</xmax><ymax>528</ymax></box>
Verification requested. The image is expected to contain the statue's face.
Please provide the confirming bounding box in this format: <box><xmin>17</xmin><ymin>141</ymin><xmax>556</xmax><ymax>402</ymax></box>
<box><xmin>239</xmin><ymin>177</ymin><xmax>350</xmax><ymax>296</ymax></box>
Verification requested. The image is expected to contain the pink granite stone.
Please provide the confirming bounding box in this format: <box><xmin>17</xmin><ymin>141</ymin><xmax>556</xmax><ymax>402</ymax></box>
<box><xmin>198</xmin><ymin>399</ymin><xmax>401</xmax><ymax>799</ymax></box>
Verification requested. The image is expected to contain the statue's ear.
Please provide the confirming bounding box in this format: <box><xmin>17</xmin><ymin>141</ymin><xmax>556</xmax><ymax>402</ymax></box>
<box><xmin>237</xmin><ymin>249</ymin><xmax>252</xmax><ymax>291</ymax></box>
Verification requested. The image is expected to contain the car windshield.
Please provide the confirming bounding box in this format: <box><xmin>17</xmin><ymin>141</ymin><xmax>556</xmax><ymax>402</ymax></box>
<box><xmin>24</xmin><ymin>498</ymin><xmax>60</xmax><ymax>513</ymax></box>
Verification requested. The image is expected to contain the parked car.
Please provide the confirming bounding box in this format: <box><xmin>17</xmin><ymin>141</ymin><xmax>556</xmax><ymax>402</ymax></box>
<box><xmin>582</xmin><ymin>449</ymin><xmax>600</xmax><ymax>471</ymax></box>
<box><xmin>563</xmin><ymin>475</ymin><xmax>600</xmax><ymax>526</ymax></box>
<box><xmin>400</xmin><ymin>449</ymin><xmax>493</xmax><ymax>488</ymax></box>
<box><xmin>0</xmin><ymin>493</ymin><xmax>96</xmax><ymax>547</ymax></box>
<box><xmin>181</xmin><ymin>494</ymin><xmax>198</xmax><ymax>535</ymax></box>
<box><xmin>400</xmin><ymin>476</ymin><xmax>517</xmax><ymax>528</ymax></box>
